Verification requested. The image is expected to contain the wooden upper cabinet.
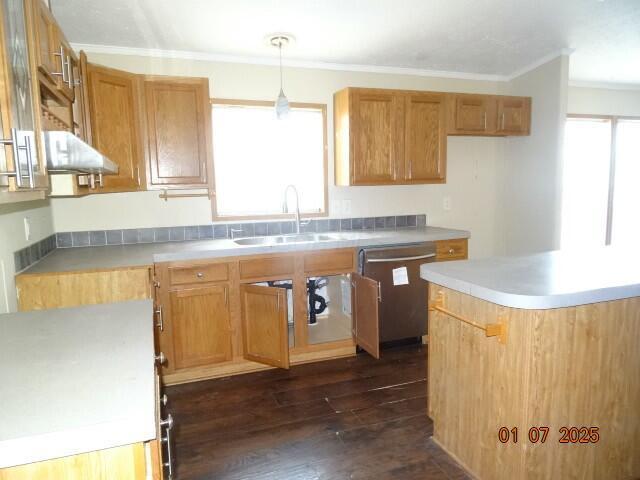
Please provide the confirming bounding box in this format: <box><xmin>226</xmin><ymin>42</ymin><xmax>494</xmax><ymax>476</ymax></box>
<box><xmin>496</xmin><ymin>96</ymin><xmax>531</xmax><ymax>135</ymax></box>
<box><xmin>334</xmin><ymin>88</ymin><xmax>403</xmax><ymax>186</ymax></box>
<box><xmin>143</xmin><ymin>77</ymin><xmax>211</xmax><ymax>189</ymax></box>
<box><xmin>168</xmin><ymin>285</ymin><xmax>232</xmax><ymax>370</ymax></box>
<box><xmin>450</xmin><ymin>94</ymin><xmax>495</xmax><ymax>134</ymax></box>
<box><xmin>351</xmin><ymin>89</ymin><xmax>400</xmax><ymax>184</ymax></box>
<box><xmin>32</xmin><ymin>0</ymin><xmax>58</xmax><ymax>85</ymax></box>
<box><xmin>448</xmin><ymin>93</ymin><xmax>531</xmax><ymax>136</ymax></box>
<box><xmin>404</xmin><ymin>92</ymin><xmax>447</xmax><ymax>183</ymax></box>
<box><xmin>240</xmin><ymin>284</ymin><xmax>290</xmax><ymax>369</ymax></box>
<box><xmin>87</xmin><ymin>64</ymin><xmax>145</xmax><ymax>192</ymax></box>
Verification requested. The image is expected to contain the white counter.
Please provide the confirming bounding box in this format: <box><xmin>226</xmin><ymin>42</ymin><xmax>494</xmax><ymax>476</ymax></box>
<box><xmin>420</xmin><ymin>248</ymin><xmax>640</xmax><ymax>309</ymax></box>
<box><xmin>0</xmin><ymin>300</ymin><xmax>156</xmax><ymax>468</ymax></box>
<box><xmin>23</xmin><ymin>227</ymin><xmax>470</xmax><ymax>274</ymax></box>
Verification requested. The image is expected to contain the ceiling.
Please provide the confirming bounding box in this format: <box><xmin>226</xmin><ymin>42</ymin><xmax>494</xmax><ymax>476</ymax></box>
<box><xmin>52</xmin><ymin>0</ymin><xmax>640</xmax><ymax>86</ymax></box>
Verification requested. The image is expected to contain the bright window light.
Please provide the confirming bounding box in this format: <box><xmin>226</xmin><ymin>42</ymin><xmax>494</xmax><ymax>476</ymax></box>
<box><xmin>611</xmin><ymin>119</ymin><xmax>640</xmax><ymax>246</ymax></box>
<box><xmin>560</xmin><ymin>117</ymin><xmax>611</xmax><ymax>249</ymax></box>
<box><xmin>211</xmin><ymin>103</ymin><xmax>326</xmax><ymax>218</ymax></box>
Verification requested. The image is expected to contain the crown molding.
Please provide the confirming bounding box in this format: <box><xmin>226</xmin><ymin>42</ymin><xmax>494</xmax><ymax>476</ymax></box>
<box><xmin>71</xmin><ymin>43</ymin><xmax>510</xmax><ymax>82</ymax></box>
<box><xmin>73</xmin><ymin>43</ymin><xmax>587</xmax><ymax>85</ymax></box>
<box><xmin>569</xmin><ymin>80</ymin><xmax>640</xmax><ymax>91</ymax></box>
<box><xmin>505</xmin><ymin>48</ymin><xmax>574</xmax><ymax>81</ymax></box>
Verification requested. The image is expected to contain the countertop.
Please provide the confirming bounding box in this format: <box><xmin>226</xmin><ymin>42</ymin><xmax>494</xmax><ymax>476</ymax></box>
<box><xmin>420</xmin><ymin>247</ymin><xmax>640</xmax><ymax>309</ymax></box>
<box><xmin>0</xmin><ymin>300</ymin><xmax>156</xmax><ymax>468</ymax></box>
<box><xmin>22</xmin><ymin>227</ymin><xmax>470</xmax><ymax>274</ymax></box>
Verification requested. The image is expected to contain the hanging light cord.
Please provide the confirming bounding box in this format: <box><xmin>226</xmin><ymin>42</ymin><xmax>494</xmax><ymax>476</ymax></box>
<box><xmin>279</xmin><ymin>40</ymin><xmax>284</xmax><ymax>91</ymax></box>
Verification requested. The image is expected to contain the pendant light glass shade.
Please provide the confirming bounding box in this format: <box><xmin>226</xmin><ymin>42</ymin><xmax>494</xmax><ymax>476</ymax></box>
<box><xmin>275</xmin><ymin>88</ymin><xmax>290</xmax><ymax>119</ymax></box>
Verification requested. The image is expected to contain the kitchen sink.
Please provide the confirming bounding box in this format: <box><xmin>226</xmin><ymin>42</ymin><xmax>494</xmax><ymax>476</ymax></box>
<box><xmin>234</xmin><ymin>233</ymin><xmax>341</xmax><ymax>246</ymax></box>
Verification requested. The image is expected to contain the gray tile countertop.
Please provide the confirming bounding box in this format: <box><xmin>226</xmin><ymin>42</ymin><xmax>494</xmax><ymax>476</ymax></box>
<box><xmin>0</xmin><ymin>300</ymin><xmax>156</xmax><ymax>468</ymax></box>
<box><xmin>21</xmin><ymin>227</ymin><xmax>470</xmax><ymax>274</ymax></box>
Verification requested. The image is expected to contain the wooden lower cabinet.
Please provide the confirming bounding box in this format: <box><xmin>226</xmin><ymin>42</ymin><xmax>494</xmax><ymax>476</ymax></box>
<box><xmin>169</xmin><ymin>285</ymin><xmax>232</xmax><ymax>369</ymax></box>
<box><xmin>15</xmin><ymin>266</ymin><xmax>153</xmax><ymax>311</ymax></box>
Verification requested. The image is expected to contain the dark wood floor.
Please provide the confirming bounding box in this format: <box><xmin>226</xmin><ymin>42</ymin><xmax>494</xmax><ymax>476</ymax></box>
<box><xmin>166</xmin><ymin>344</ymin><xmax>470</xmax><ymax>480</ymax></box>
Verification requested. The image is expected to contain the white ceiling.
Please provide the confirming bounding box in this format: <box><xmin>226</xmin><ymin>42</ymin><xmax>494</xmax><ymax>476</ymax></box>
<box><xmin>52</xmin><ymin>0</ymin><xmax>640</xmax><ymax>86</ymax></box>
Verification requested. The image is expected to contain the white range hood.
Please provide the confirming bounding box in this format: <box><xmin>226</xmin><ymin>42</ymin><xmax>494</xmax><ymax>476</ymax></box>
<box><xmin>44</xmin><ymin>131</ymin><xmax>118</xmax><ymax>175</ymax></box>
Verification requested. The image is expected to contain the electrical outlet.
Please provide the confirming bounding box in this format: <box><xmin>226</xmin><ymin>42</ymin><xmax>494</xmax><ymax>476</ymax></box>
<box><xmin>443</xmin><ymin>196</ymin><xmax>452</xmax><ymax>212</ymax></box>
<box><xmin>23</xmin><ymin>217</ymin><xmax>31</xmax><ymax>241</ymax></box>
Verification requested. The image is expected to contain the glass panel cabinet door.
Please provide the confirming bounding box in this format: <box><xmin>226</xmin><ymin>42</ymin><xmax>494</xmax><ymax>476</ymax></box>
<box><xmin>1</xmin><ymin>0</ymin><xmax>42</xmax><ymax>189</ymax></box>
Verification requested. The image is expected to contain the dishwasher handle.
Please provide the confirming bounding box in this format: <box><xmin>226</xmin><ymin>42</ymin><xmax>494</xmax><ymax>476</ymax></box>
<box><xmin>365</xmin><ymin>253</ymin><xmax>436</xmax><ymax>263</ymax></box>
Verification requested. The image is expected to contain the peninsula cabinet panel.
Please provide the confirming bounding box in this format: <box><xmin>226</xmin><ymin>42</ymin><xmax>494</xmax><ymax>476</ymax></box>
<box><xmin>143</xmin><ymin>77</ymin><xmax>211</xmax><ymax>188</ymax></box>
<box><xmin>87</xmin><ymin>64</ymin><xmax>145</xmax><ymax>192</ymax></box>
<box><xmin>404</xmin><ymin>92</ymin><xmax>447</xmax><ymax>182</ymax></box>
<box><xmin>427</xmin><ymin>285</ymin><xmax>640</xmax><ymax>480</ymax></box>
<box><xmin>169</xmin><ymin>285</ymin><xmax>232</xmax><ymax>370</ymax></box>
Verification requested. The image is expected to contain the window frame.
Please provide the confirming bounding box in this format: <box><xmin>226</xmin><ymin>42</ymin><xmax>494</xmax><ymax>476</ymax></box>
<box><xmin>209</xmin><ymin>98</ymin><xmax>329</xmax><ymax>221</ymax></box>
<box><xmin>566</xmin><ymin>113</ymin><xmax>640</xmax><ymax>245</ymax></box>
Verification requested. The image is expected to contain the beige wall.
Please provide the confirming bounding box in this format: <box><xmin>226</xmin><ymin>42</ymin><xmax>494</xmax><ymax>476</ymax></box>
<box><xmin>51</xmin><ymin>53</ymin><xmax>505</xmax><ymax>259</ymax></box>
<box><xmin>499</xmin><ymin>55</ymin><xmax>570</xmax><ymax>255</ymax></box>
<box><xmin>568</xmin><ymin>86</ymin><xmax>640</xmax><ymax>116</ymax></box>
<box><xmin>0</xmin><ymin>201</ymin><xmax>54</xmax><ymax>313</ymax></box>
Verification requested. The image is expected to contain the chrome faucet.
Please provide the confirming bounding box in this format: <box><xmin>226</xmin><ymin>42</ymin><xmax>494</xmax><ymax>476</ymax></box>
<box><xmin>283</xmin><ymin>184</ymin><xmax>303</xmax><ymax>234</ymax></box>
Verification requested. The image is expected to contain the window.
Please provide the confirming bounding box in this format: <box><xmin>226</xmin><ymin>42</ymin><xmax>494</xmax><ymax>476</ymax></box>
<box><xmin>561</xmin><ymin>115</ymin><xmax>640</xmax><ymax>249</ymax></box>
<box><xmin>211</xmin><ymin>100</ymin><xmax>327</xmax><ymax>219</ymax></box>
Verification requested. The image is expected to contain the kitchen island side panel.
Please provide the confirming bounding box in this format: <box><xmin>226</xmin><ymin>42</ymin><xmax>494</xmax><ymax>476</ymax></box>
<box><xmin>427</xmin><ymin>284</ymin><xmax>640</xmax><ymax>480</ymax></box>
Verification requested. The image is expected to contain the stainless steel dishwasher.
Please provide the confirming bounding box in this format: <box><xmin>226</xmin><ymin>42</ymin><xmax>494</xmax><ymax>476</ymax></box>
<box><xmin>360</xmin><ymin>242</ymin><xmax>436</xmax><ymax>342</ymax></box>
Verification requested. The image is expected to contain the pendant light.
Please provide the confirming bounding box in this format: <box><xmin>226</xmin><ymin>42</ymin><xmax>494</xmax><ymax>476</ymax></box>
<box><xmin>269</xmin><ymin>34</ymin><xmax>293</xmax><ymax>119</ymax></box>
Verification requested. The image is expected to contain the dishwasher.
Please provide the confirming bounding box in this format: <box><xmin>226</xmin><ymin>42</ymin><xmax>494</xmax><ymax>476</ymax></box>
<box><xmin>359</xmin><ymin>242</ymin><xmax>436</xmax><ymax>344</ymax></box>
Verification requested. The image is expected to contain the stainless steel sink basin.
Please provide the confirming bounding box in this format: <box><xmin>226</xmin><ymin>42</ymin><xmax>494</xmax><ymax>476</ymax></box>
<box><xmin>234</xmin><ymin>233</ymin><xmax>339</xmax><ymax>246</ymax></box>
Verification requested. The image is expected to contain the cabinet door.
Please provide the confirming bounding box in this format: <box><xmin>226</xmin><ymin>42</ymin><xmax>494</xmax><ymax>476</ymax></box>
<box><xmin>404</xmin><ymin>93</ymin><xmax>447</xmax><ymax>182</ymax></box>
<box><xmin>351</xmin><ymin>90</ymin><xmax>401</xmax><ymax>184</ymax></box>
<box><xmin>496</xmin><ymin>96</ymin><xmax>530</xmax><ymax>135</ymax></box>
<box><xmin>351</xmin><ymin>273</ymin><xmax>380</xmax><ymax>359</ymax></box>
<box><xmin>87</xmin><ymin>63</ymin><xmax>145</xmax><ymax>191</ymax></box>
<box><xmin>453</xmin><ymin>94</ymin><xmax>493</xmax><ymax>133</ymax></box>
<box><xmin>144</xmin><ymin>77</ymin><xmax>210</xmax><ymax>188</ymax></box>
<box><xmin>72</xmin><ymin>51</ymin><xmax>92</xmax><ymax>143</ymax></box>
<box><xmin>169</xmin><ymin>285</ymin><xmax>232</xmax><ymax>370</ymax></box>
<box><xmin>32</xmin><ymin>0</ymin><xmax>57</xmax><ymax>84</ymax></box>
<box><xmin>240</xmin><ymin>284</ymin><xmax>290</xmax><ymax>369</ymax></box>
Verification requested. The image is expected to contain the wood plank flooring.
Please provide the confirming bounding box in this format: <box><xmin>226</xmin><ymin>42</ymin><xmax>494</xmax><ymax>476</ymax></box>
<box><xmin>165</xmin><ymin>344</ymin><xmax>470</xmax><ymax>480</ymax></box>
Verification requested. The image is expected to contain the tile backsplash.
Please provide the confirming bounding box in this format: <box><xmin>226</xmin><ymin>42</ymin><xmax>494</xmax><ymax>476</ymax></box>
<box><xmin>13</xmin><ymin>234</ymin><xmax>57</xmax><ymax>272</ymax></box>
<box><xmin>55</xmin><ymin>214</ymin><xmax>427</xmax><ymax>248</ymax></box>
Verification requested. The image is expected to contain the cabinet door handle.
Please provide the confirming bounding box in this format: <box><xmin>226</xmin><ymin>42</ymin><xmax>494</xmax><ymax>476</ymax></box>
<box><xmin>24</xmin><ymin>134</ymin><xmax>35</xmax><ymax>189</ymax></box>
<box><xmin>51</xmin><ymin>46</ymin><xmax>67</xmax><ymax>82</ymax></box>
<box><xmin>161</xmin><ymin>414</ymin><xmax>174</xmax><ymax>479</ymax></box>
<box><xmin>501</xmin><ymin>112</ymin><xmax>505</xmax><ymax>130</ymax></box>
<box><xmin>155</xmin><ymin>306</ymin><xmax>164</xmax><ymax>331</ymax></box>
<box><xmin>155</xmin><ymin>352</ymin><xmax>167</xmax><ymax>365</ymax></box>
<box><xmin>483</xmin><ymin>112</ymin><xmax>487</xmax><ymax>130</ymax></box>
<box><xmin>224</xmin><ymin>287</ymin><xmax>228</xmax><ymax>306</ymax></box>
<box><xmin>0</xmin><ymin>129</ymin><xmax>24</xmax><ymax>188</ymax></box>
<box><xmin>377</xmin><ymin>282</ymin><xmax>382</xmax><ymax>303</ymax></box>
<box><xmin>66</xmin><ymin>55</ymin><xmax>73</xmax><ymax>88</ymax></box>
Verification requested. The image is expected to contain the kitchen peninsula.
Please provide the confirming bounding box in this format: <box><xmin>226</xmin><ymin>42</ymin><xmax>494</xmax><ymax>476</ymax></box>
<box><xmin>420</xmin><ymin>248</ymin><xmax>640</xmax><ymax>480</ymax></box>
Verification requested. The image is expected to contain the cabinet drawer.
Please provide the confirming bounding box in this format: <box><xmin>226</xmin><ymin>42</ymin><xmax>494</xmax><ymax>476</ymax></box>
<box><xmin>303</xmin><ymin>249</ymin><xmax>355</xmax><ymax>274</ymax></box>
<box><xmin>239</xmin><ymin>256</ymin><xmax>295</xmax><ymax>280</ymax></box>
<box><xmin>169</xmin><ymin>263</ymin><xmax>229</xmax><ymax>285</ymax></box>
<box><xmin>435</xmin><ymin>239</ymin><xmax>468</xmax><ymax>261</ymax></box>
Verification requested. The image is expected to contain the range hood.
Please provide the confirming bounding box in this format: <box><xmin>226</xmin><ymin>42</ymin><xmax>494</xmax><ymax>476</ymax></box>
<box><xmin>44</xmin><ymin>131</ymin><xmax>118</xmax><ymax>175</ymax></box>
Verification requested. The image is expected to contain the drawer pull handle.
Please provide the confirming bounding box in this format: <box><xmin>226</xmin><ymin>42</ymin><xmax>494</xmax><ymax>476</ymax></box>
<box><xmin>196</xmin><ymin>272</ymin><xmax>204</xmax><ymax>278</ymax></box>
<box><xmin>429</xmin><ymin>291</ymin><xmax>508</xmax><ymax>344</ymax></box>
<box><xmin>448</xmin><ymin>248</ymin><xmax>455</xmax><ymax>255</ymax></box>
